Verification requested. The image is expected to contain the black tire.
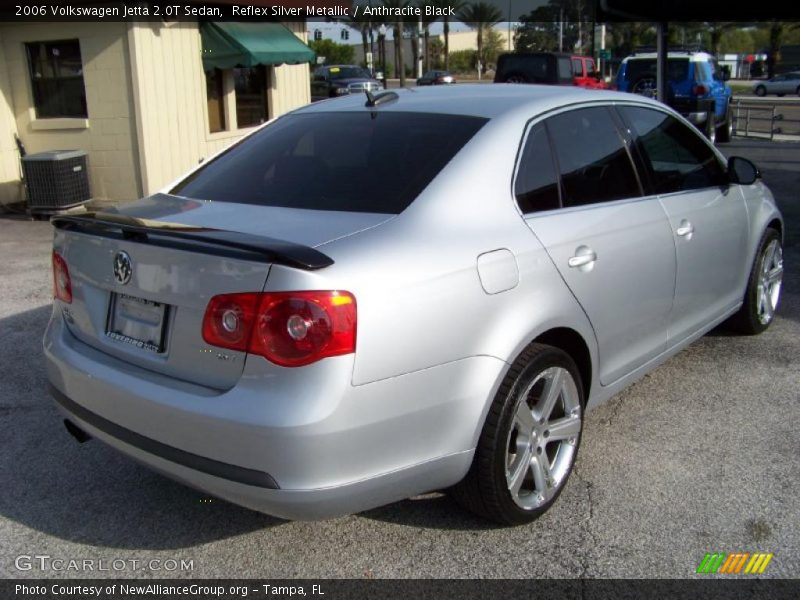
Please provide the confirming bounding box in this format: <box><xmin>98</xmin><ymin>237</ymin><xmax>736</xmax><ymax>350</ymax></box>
<box><xmin>755</xmin><ymin>85</ymin><xmax>767</xmax><ymax>97</ymax></box>
<box><xmin>728</xmin><ymin>228</ymin><xmax>783</xmax><ymax>335</ymax></box>
<box><xmin>777</xmin><ymin>93</ymin><xmax>785</xmax><ymax>97</ymax></box>
<box><xmin>503</xmin><ymin>72</ymin><xmax>527</xmax><ymax>84</ymax></box>
<box><xmin>716</xmin><ymin>103</ymin><xmax>733</xmax><ymax>143</ymax></box>
<box><xmin>450</xmin><ymin>343</ymin><xmax>585</xmax><ymax>525</ymax></box>
<box><xmin>705</xmin><ymin>110</ymin><xmax>717</xmax><ymax>144</ymax></box>
<box><xmin>631</xmin><ymin>75</ymin><xmax>658</xmax><ymax>99</ymax></box>
<box><xmin>797</xmin><ymin>85</ymin><xmax>800</xmax><ymax>97</ymax></box>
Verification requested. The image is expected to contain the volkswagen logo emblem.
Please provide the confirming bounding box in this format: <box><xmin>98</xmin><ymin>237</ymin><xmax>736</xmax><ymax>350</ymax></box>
<box><xmin>113</xmin><ymin>251</ymin><xmax>132</xmax><ymax>285</ymax></box>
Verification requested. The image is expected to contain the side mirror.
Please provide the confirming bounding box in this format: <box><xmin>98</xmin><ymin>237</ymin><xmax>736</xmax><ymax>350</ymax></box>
<box><xmin>728</xmin><ymin>156</ymin><xmax>760</xmax><ymax>185</ymax></box>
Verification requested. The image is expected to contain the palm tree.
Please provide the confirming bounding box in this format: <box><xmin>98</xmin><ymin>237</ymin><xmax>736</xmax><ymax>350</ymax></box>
<box><xmin>416</xmin><ymin>0</ymin><xmax>439</xmax><ymax>72</ymax></box>
<box><xmin>436</xmin><ymin>0</ymin><xmax>466</xmax><ymax>71</ymax></box>
<box><xmin>457</xmin><ymin>1</ymin><xmax>503</xmax><ymax>78</ymax></box>
<box><xmin>381</xmin><ymin>0</ymin><xmax>410</xmax><ymax>86</ymax></box>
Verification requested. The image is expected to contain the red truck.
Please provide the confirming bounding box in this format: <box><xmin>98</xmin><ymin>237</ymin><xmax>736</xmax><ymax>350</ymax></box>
<box><xmin>570</xmin><ymin>55</ymin><xmax>609</xmax><ymax>89</ymax></box>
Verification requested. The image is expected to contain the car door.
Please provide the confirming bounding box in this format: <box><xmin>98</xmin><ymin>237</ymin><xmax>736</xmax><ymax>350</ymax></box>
<box><xmin>517</xmin><ymin>107</ymin><xmax>677</xmax><ymax>385</ymax></box>
<box><xmin>617</xmin><ymin>105</ymin><xmax>749</xmax><ymax>345</ymax></box>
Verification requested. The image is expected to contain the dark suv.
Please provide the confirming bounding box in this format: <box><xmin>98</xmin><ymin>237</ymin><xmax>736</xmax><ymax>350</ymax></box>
<box><xmin>494</xmin><ymin>52</ymin><xmax>574</xmax><ymax>85</ymax></box>
<box><xmin>311</xmin><ymin>65</ymin><xmax>383</xmax><ymax>102</ymax></box>
<box><xmin>616</xmin><ymin>51</ymin><xmax>733</xmax><ymax>143</ymax></box>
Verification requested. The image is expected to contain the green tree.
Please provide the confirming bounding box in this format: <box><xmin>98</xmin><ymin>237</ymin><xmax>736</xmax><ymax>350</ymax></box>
<box><xmin>431</xmin><ymin>0</ymin><xmax>466</xmax><ymax>71</ymax></box>
<box><xmin>448</xmin><ymin>49</ymin><xmax>478</xmax><ymax>73</ymax></box>
<box><xmin>481</xmin><ymin>28</ymin><xmax>505</xmax><ymax>69</ymax></box>
<box><xmin>458</xmin><ymin>1</ymin><xmax>503</xmax><ymax>77</ymax></box>
<box><xmin>308</xmin><ymin>39</ymin><xmax>355</xmax><ymax>65</ymax></box>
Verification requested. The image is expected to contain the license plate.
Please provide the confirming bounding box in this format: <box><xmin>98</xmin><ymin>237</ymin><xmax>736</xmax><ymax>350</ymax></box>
<box><xmin>106</xmin><ymin>292</ymin><xmax>168</xmax><ymax>353</ymax></box>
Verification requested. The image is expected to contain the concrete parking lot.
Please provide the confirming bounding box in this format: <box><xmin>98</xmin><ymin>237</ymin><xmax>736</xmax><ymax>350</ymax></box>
<box><xmin>0</xmin><ymin>138</ymin><xmax>797</xmax><ymax>579</ymax></box>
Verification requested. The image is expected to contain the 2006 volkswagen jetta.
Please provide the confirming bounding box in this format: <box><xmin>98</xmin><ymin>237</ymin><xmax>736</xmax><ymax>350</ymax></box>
<box><xmin>44</xmin><ymin>85</ymin><xmax>784</xmax><ymax>524</ymax></box>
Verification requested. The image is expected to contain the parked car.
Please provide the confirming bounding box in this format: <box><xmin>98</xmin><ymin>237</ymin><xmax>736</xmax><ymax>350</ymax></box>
<box><xmin>753</xmin><ymin>71</ymin><xmax>800</xmax><ymax>96</ymax></box>
<box><xmin>570</xmin><ymin>55</ymin><xmax>609</xmax><ymax>89</ymax></box>
<box><xmin>311</xmin><ymin>65</ymin><xmax>382</xmax><ymax>101</ymax></box>
<box><xmin>494</xmin><ymin>52</ymin><xmax>574</xmax><ymax>85</ymax></box>
<box><xmin>616</xmin><ymin>51</ymin><xmax>733</xmax><ymax>143</ymax></box>
<box><xmin>46</xmin><ymin>85</ymin><xmax>783</xmax><ymax>525</ymax></box>
<box><xmin>417</xmin><ymin>70</ymin><xmax>456</xmax><ymax>86</ymax></box>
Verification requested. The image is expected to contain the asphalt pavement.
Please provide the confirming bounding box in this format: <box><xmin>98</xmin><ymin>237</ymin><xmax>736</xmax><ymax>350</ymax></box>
<box><xmin>0</xmin><ymin>138</ymin><xmax>797</xmax><ymax>579</ymax></box>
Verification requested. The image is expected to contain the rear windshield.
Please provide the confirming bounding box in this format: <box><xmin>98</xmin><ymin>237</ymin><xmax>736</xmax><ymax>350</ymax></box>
<box><xmin>172</xmin><ymin>112</ymin><xmax>487</xmax><ymax>214</ymax></box>
<box><xmin>625</xmin><ymin>58</ymin><xmax>690</xmax><ymax>82</ymax></box>
<box><xmin>329</xmin><ymin>66</ymin><xmax>371</xmax><ymax>80</ymax></box>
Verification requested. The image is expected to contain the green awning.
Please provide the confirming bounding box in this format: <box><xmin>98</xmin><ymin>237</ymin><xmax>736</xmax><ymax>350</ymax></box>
<box><xmin>201</xmin><ymin>22</ymin><xmax>315</xmax><ymax>70</ymax></box>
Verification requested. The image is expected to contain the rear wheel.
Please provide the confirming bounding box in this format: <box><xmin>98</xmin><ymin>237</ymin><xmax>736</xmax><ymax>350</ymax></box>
<box><xmin>717</xmin><ymin>103</ymin><xmax>733</xmax><ymax>143</ymax></box>
<box><xmin>755</xmin><ymin>85</ymin><xmax>767</xmax><ymax>97</ymax></box>
<box><xmin>503</xmin><ymin>73</ymin><xmax>526</xmax><ymax>84</ymax></box>
<box><xmin>729</xmin><ymin>228</ymin><xmax>783</xmax><ymax>334</ymax></box>
<box><xmin>451</xmin><ymin>343</ymin><xmax>584</xmax><ymax>525</ymax></box>
<box><xmin>796</xmin><ymin>85</ymin><xmax>800</xmax><ymax>97</ymax></box>
<box><xmin>631</xmin><ymin>75</ymin><xmax>658</xmax><ymax>99</ymax></box>
<box><xmin>705</xmin><ymin>110</ymin><xmax>717</xmax><ymax>144</ymax></box>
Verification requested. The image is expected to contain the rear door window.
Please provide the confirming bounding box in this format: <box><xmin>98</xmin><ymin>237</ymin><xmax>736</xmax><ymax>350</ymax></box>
<box><xmin>617</xmin><ymin>105</ymin><xmax>727</xmax><ymax>194</ymax></box>
<box><xmin>514</xmin><ymin>123</ymin><xmax>560</xmax><ymax>213</ymax></box>
<box><xmin>172</xmin><ymin>112</ymin><xmax>487</xmax><ymax>214</ymax></box>
<box><xmin>546</xmin><ymin>106</ymin><xmax>641</xmax><ymax>207</ymax></box>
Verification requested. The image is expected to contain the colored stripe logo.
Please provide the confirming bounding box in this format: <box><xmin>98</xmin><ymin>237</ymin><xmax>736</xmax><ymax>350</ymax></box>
<box><xmin>696</xmin><ymin>552</ymin><xmax>773</xmax><ymax>574</ymax></box>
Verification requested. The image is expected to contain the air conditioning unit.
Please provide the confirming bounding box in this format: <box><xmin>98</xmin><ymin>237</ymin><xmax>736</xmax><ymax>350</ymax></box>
<box><xmin>22</xmin><ymin>149</ymin><xmax>91</xmax><ymax>215</ymax></box>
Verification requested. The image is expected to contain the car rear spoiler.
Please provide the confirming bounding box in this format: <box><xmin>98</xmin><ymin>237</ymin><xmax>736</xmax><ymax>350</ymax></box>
<box><xmin>50</xmin><ymin>212</ymin><xmax>334</xmax><ymax>270</ymax></box>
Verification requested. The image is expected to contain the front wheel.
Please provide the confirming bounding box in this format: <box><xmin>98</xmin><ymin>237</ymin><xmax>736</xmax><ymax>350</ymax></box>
<box><xmin>729</xmin><ymin>228</ymin><xmax>783</xmax><ymax>334</ymax></box>
<box><xmin>755</xmin><ymin>85</ymin><xmax>767</xmax><ymax>97</ymax></box>
<box><xmin>451</xmin><ymin>344</ymin><xmax>584</xmax><ymax>525</ymax></box>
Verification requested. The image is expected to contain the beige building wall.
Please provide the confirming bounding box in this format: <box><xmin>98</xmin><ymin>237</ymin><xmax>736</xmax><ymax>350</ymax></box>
<box><xmin>0</xmin><ymin>28</ymin><xmax>23</xmax><ymax>206</ymax></box>
<box><xmin>0</xmin><ymin>22</ymin><xmax>141</xmax><ymax>203</ymax></box>
<box><xmin>128</xmin><ymin>20</ymin><xmax>312</xmax><ymax>196</ymax></box>
<box><xmin>440</xmin><ymin>29</ymin><xmax>513</xmax><ymax>54</ymax></box>
<box><xmin>0</xmin><ymin>21</ymin><xmax>312</xmax><ymax>205</ymax></box>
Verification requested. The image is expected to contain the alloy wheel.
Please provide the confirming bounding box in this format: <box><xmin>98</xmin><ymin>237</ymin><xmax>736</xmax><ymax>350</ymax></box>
<box><xmin>757</xmin><ymin>239</ymin><xmax>783</xmax><ymax>325</ymax></box>
<box><xmin>505</xmin><ymin>366</ymin><xmax>581</xmax><ymax>509</ymax></box>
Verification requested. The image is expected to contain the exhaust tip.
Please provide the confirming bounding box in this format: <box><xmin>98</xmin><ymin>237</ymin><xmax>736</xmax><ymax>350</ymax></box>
<box><xmin>64</xmin><ymin>419</ymin><xmax>91</xmax><ymax>444</ymax></box>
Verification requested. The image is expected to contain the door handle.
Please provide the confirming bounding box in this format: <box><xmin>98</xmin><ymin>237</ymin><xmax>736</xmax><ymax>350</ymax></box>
<box><xmin>568</xmin><ymin>250</ymin><xmax>597</xmax><ymax>268</ymax></box>
<box><xmin>676</xmin><ymin>222</ymin><xmax>694</xmax><ymax>237</ymax></box>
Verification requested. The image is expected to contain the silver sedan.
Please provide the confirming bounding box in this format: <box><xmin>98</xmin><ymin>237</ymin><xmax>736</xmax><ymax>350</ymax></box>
<box><xmin>44</xmin><ymin>85</ymin><xmax>784</xmax><ymax>525</ymax></box>
<box><xmin>753</xmin><ymin>71</ymin><xmax>800</xmax><ymax>96</ymax></box>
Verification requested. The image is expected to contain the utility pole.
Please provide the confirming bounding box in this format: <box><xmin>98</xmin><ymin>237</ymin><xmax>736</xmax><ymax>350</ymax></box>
<box><xmin>558</xmin><ymin>8</ymin><xmax>563</xmax><ymax>52</ymax></box>
<box><xmin>417</xmin><ymin>16</ymin><xmax>423</xmax><ymax>78</ymax></box>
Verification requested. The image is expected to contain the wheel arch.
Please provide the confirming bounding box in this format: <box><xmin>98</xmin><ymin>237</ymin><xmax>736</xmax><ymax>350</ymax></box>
<box><xmin>532</xmin><ymin>327</ymin><xmax>593</xmax><ymax>404</ymax></box>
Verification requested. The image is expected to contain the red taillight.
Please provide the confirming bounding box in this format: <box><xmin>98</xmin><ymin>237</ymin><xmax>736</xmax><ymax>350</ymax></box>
<box><xmin>693</xmin><ymin>84</ymin><xmax>708</xmax><ymax>95</ymax></box>
<box><xmin>202</xmin><ymin>291</ymin><xmax>356</xmax><ymax>367</ymax></box>
<box><xmin>52</xmin><ymin>251</ymin><xmax>72</xmax><ymax>304</ymax></box>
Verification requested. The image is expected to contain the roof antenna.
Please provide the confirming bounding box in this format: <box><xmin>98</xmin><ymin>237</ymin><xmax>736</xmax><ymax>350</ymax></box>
<box><xmin>365</xmin><ymin>90</ymin><xmax>376</xmax><ymax>107</ymax></box>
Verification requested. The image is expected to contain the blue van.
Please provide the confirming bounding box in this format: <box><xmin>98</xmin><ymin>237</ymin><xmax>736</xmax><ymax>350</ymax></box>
<box><xmin>616</xmin><ymin>51</ymin><xmax>733</xmax><ymax>143</ymax></box>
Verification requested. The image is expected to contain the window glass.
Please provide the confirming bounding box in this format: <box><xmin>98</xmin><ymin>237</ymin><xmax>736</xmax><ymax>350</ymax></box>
<box><xmin>514</xmin><ymin>123</ymin><xmax>560</xmax><ymax>213</ymax></box>
<box><xmin>546</xmin><ymin>107</ymin><xmax>640</xmax><ymax>207</ymax></box>
<box><xmin>172</xmin><ymin>112</ymin><xmax>487</xmax><ymax>214</ymax></box>
<box><xmin>618</xmin><ymin>106</ymin><xmax>727</xmax><ymax>194</ymax></box>
<box><xmin>328</xmin><ymin>66</ymin><xmax>371</xmax><ymax>80</ymax></box>
<box><xmin>694</xmin><ymin>62</ymin><xmax>712</xmax><ymax>81</ymax></box>
<box><xmin>626</xmin><ymin>58</ymin><xmax>689</xmax><ymax>82</ymax></box>
<box><xmin>558</xmin><ymin>57</ymin><xmax>573</xmax><ymax>80</ymax></box>
<box><xmin>572</xmin><ymin>58</ymin><xmax>583</xmax><ymax>76</ymax></box>
<box><xmin>25</xmin><ymin>40</ymin><xmax>87</xmax><ymax>118</ymax></box>
<box><xmin>234</xmin><ymin>66</ymin><xmax>268</xmax><ymax>128</ymax></box>
<box><xmin>205</xmin><ymin>68</ymin><xmax>226</xmax><ymax>133</ymax></box>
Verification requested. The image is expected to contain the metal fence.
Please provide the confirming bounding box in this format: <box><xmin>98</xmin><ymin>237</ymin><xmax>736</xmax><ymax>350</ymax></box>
<box><xmin>731</xmin><ymin>100</ymin><xmax>800</xmax><ymax>140</ymax></box>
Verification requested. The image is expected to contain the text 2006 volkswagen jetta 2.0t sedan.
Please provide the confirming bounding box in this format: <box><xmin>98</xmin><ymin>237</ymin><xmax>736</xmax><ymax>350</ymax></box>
<box><xmin>45</xmin><ymin>86</ymin><xmax>783</xmax><ymax>524</ymax></box>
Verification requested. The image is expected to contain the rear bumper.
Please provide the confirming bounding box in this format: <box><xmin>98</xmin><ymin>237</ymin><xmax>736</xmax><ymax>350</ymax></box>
<box><xmin>44</xmin><ymin>311</ymin><xmax>504</xmax><ymax>519</ymax></box>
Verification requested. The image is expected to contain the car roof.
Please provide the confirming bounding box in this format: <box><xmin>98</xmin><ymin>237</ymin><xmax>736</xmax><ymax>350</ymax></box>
<box><xmin>622</xmin><ymin>52</ymin><xmax>714</xmax><ymax>63</ymax></box>
<box><xmin>292</xmin><ymin>84</ymin><xmax>657</xmax><ymax>120</ymax></box>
